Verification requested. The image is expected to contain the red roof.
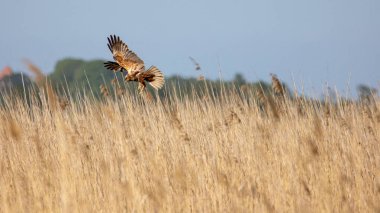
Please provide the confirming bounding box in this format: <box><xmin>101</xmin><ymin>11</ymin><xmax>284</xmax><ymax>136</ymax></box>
<box><xmin>0</xmin><ymin>66</ymin><xmax>13</xmax><ymax>80</ymax></box>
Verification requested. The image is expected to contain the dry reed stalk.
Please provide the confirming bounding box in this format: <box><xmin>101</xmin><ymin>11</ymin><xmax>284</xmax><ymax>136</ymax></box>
<box><xmin>23</xmin><ymin>59</ymin><xmax>45</xmax><ymax>86</ymax></box>
<box><xmin>0</xmin><ymin>79</ymin><xmax>379</xmax><ymax>212</ymax></box>
<box><xmin>111</xmin><ymin>78</ymin><xmax>118</xmax><ymax>85</ymax></box>
<box><xmin>8</xmin><ymin>118</ymin><xmax>21</xmax><ymax>141</ymax></box>
<box><xmin>256</xmin><ymin>87</ymin><xmax>270</xmax><ymax>118</ymax></box>
<box><xmin>171</xmin><ymin>165</ymin><xmax>189</xmax><ymax>194</ymax></box>
<box><xmin>323</xmin><ymin>103</ymin><xmax>331</xmax><ymax>126</ymax></box>
<box><xmin>100</xmin><ymin>84</ymin><xmax>109</xmax><ymax>97</ymax></box>
<box><xmin>197</xmin><ymin>75</ymin><xmax>205</xmax><ymax>81</ymax></box>
<box><xmin>46</xmin><ymin>83</ymin><xmax>58</xmax><ymax>110</ymax></box>
<box><xmin>313</xmin><ymin>114</ymin><xmax>323</xmax><ymax>141</ymax></box>
<box><xmin>224</xmin><ymin>109</ymin><xmax>241</xmax><ymax>127</ymax></box>
<box><xmin>267</xmin><ymin>95</ymin><xmax>280</xmax><ymax>120</ymax></box>
<box><xmin>362</xmin><ymin>105</ymin><xmax>374</xmax><ymax>121</ymax></box>
<box><xmin>270</xmin><ymin>73</ymin><xmax>285</xmax><ymax>97</ymax></box>
<box><xmin>255</xmin><ymin>87</ymin><xmax>267</xmax><ymax>109</ymax></box>
<box><xmin>23</xmin><ymin>59</ymin><xmax>59</xmax><ymax>110</ymax></box>
<box><xmin>59</xmin><ymin>98</ymin><xmax>69</xmax><ymax>110</ymax></box>
<box><xmin>110</xmin><ymin>77</ymin><xmax>125</xmax><ymax>98</ymax></box>
<box><xmin>170</xmin><ymin>109</ymin><xmax>190</xmax><ymax>141</ymax></box>
<box><xmin>116</xmin><ymin>87</ymin><xmax>124</xmax><ymax>98</ymax></box>
<box><xmin>240</xmin><ymin>84</ymin><xmax>249</xmax><ymax>94</ymax></box>
<box><xmin>295</xmin><ymin>97</ymin><xmax>306</xmax><ymax>116</ymax></box>
<box><xmin>376</xmin><ymin>111</ymin><xmax>380</xmax><ymax>123</ymax></box>
<box><xmin>262</xmin><ymin>193</ymin><xmax>275</xmax><ymax>213</ymax></box>
<box><xmin>306</xmin><ymin>137</ymin><xmax>319</xmax><ymax>156</ymax></box>
<box><xmin>144</xmin><ymin>90</ymin><xmax>154</xmax><ymax>102</ymax></box>
<box><xmin>256</xmin><ymin>76</ymin><xmax>283</xmax><ymax>120</ymax></box>
<box><xmin>362</xmin><ymin>105</ymin><xmax>377</xmax><ymax>137</ymax></box>
<box><xmin>300</xmin><ymin>179</ymin><xmax>312</xmax><ymax>196</ymax></box>
<box><xmin>339</xmin><ymin>117</ymin><xmax>352</xmax><ymax>132</ymax></box>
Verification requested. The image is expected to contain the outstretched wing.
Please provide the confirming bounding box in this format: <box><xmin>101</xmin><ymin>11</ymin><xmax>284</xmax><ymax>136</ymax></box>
<box><xmin>107</xmin><ymin>35</ymin><xmax>144</xmax><ymax>73</ymax></box>
<box><xmin>107</xmin><ymin>34</ymin><xmax>128</xmax><ymax>54</ymax></box>
<box><xmin>104</xmin><ymin>61</ymin><xmax>126</xmax><ymax>73</ymax></box>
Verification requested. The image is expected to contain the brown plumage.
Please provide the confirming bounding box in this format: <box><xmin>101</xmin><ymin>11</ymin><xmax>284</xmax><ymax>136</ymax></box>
<box><xmin>104</xmin><ymin>35</ymin><xmax>165</xmax><ymax>94</ymax></box>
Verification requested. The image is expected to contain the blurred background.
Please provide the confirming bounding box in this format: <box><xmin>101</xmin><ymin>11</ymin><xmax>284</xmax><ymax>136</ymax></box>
<box><xmin>0</xmin><ymin>0</ymin><xmax>379</xmax><ymax>97</ymax></box>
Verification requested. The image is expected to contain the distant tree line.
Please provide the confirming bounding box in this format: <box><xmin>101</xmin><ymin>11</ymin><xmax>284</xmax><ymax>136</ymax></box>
<box><xmin>1</xmin><ymin>58</ymin><xmax>273</xmax><ymax>100</ymax></box>
<box><xmin>0</xmin><ymin>58</ymin><xmax>377</xmax><ymax>104</ymax></box>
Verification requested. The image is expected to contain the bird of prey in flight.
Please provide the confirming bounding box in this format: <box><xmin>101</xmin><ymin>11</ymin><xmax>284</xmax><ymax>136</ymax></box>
<box><xmin>104</xmin><ymin>35</ymin><xmax>164</xmax><ymax>94</ymax></box>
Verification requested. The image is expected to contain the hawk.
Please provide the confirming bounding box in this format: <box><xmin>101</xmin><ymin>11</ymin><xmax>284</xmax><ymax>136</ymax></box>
<box><xmin>104</xmin><ymin>35</ymin><xmax>164</xmax><ymax>94</ymax></box>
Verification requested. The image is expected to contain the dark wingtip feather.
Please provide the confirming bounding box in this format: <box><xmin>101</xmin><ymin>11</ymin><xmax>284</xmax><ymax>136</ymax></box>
<box><xmin>109</xmin><ymin>35</ymin><xmax>114</xmax><ymax>45</ymax></box>
<box><xmin>112</xmin><ymin>35</ymin><xmax>117</xmax><ymax>44</ymax></box>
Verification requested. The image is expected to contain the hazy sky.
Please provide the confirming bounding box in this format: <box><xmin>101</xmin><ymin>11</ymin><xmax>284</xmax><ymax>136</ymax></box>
<box><xmin>1</xmin><ymin>0</ymin><xmax>379</xmax><ymax>97</ymax></box>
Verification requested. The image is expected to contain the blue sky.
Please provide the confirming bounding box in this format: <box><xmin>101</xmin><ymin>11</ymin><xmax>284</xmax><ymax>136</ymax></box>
<box><xmin>1</xmin><ymin>0</ymin><xmax>379</xmax><ymax>97</ymax></box>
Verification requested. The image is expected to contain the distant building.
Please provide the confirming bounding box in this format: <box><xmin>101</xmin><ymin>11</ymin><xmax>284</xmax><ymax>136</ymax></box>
<box><xmin>0</xmin><ymin>66</ymin><xmax>13</xmax><ymax>80</ymax></box>
<box><xmin>0</xmin><ymin>66</ymin><xmax>15</xmax><ymax>89</ymax></box>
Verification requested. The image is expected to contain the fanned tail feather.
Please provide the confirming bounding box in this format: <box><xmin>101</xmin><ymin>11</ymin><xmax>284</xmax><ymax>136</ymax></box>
<box><xmin>145</xmin><ymin>66</ymin><xmax>165</xmax><ymax>90</ymax></box>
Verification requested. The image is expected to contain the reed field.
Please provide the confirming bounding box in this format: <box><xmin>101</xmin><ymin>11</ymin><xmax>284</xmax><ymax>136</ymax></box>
<box><xmin>0</xmin><ymin>78</ymin><xmax>379</xmax><ymax>212</ymax></box>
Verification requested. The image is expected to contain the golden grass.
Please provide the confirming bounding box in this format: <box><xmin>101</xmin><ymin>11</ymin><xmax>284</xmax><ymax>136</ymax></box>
<box><xmin>0</xmin><ymin>84</ymin><xmax>379</xmax><ymax>212</ymax></box>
